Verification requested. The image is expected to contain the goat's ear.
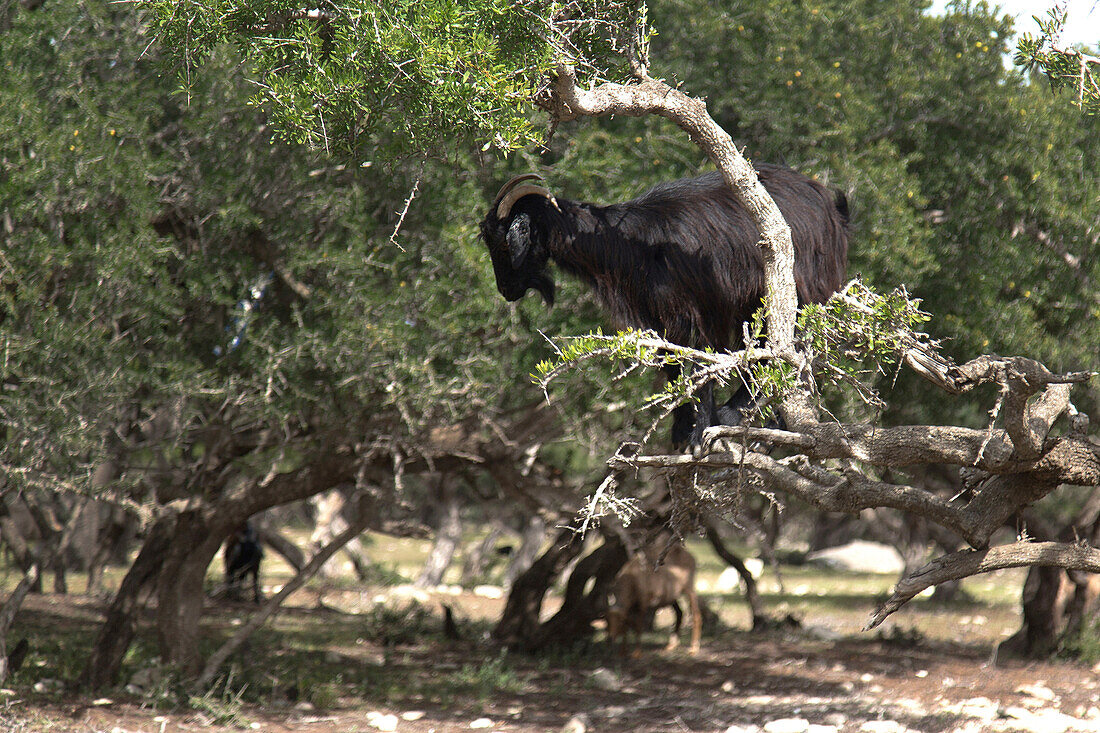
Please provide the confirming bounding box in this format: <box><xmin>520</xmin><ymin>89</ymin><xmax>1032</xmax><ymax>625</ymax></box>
<box><xmin>506</xmin><ymin>213</ymin><xmax>532</xmax><ymax>269</ymax></box>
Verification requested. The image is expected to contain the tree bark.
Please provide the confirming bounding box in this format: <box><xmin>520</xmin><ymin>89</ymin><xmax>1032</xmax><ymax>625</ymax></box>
<box><xmin>493</xmin><ymin>521</ymin><xmax>587</xmax><ymax>647</ymax></box>
<box><xmin>503</xmin><ymin>514</ymin><xmax>547</xmax><ymax>588</ymax></box>
<box><xmin>309</xmin><ymin>489</ymin><xmax>370</xmax><ymax>579</ymax></box>
<box><xmin>0</xmin><ymin>564</ymin><xmax>39</xmax><ymax>684</ymax></box>
<box><xmin>996</xmin><ymin>565</ymin><xmax>1068</xmax><ymax>660</ymax></box>
<box><xmin>254</xmin><ymin>518</ymin><xmax>305</xmax><ymax>572</ymax></box>
<box><xmin>523</xmin><ymin>536</ymin><xmax>626</xmax><ymax>651</ymax></box>
<box><xmin>85</xmin><ymin>505</ymin><xmax>133</xmax><ymax>594</ymax></box>
<box><xmin>0</xmin><ymin>497</ymin><xmax>41</xmax><ymax>591</ymax></box>
<box><xmin>154</xmin><ymin>511</ymin><xmax>224</xmax><ymax>677</ymax></box>
<box><xmin>415</xmin><ymin>477</ymin><xmax>462</xmax><ymax>589</ymax></box>
<box><xmin>79</xmin><ymin>517</ymin><xmax>175</xmax><ymax>689</ymax></box>
<box><xmin>460</xmin><ymin>521</ymin><xmax>505</xmax><ymax>586</ymax></box>
<box><xmin>704</xmin><ymin>523</ymin><xmax>765</xmax><ymax>626</ymax></box>
<box><xmin>996</xmin><ymin>501</ymin><xmax>1100</xmax><ymax>659</ymax></box>
<box><xmin>868</xmin><ymin>540</ymin><xmax>1100</xmax><ymax>631</ymax></box>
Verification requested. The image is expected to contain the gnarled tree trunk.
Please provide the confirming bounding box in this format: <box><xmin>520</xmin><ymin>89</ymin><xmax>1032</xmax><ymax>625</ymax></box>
<box><xmin>79</xmin><ymin>517</ymin><xmax>175</xmax><ymax>689</ymax></box>
<box><xmin>415</xmin><ymin>476</ymin><xmax>462</xmax><ymax>589</ymax></box>
<box><xmin>493</xmin><ymin>520</ymin><xmax>588</xmax><ymax>647</ymax></box>
<box><xmin>997</xmin><ymin>499</ymin><xmax>1100</xmax><ymax>660</ymax></box>
<box><xmin>524</xmin><ymin>535</ymin><xmax>626</xmax><ymax>651</ymax></box>
<box><xmin>309</xmin><ymin>489</ymin><xmax>369</xmax><ymax>579</ymax></box>
<box><xmin>154</xmin><ymin>511</ymin><xmax>225</xmax><ymax>677</ymax></box>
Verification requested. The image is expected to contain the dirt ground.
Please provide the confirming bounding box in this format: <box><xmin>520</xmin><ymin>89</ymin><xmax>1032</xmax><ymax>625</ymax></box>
<box><xmin>3</xmin><ymin>581</ymin><xmax>1100</xmax><ymax>733</ymax></box>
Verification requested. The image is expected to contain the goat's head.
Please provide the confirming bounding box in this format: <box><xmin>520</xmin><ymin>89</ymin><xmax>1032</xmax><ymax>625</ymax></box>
<box><xmin>479</xmin><ymin>174</ymin><xmax>560</xmax><ymax>306</ymax></box>
<box><xmin>605</xmin><ymin>605</ymin><xmax>629</xmax><ymax>643</ymax></box>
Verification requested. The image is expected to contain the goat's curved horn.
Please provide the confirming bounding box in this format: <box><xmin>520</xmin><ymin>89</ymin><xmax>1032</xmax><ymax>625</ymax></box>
<box><xmin>495</xmin><ymin>174</ymin><xmax>559</xmax><ymax>219</ymax></box>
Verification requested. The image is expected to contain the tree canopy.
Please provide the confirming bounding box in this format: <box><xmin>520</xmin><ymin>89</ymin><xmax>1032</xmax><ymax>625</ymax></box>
<box><xmin>2</xmin><ymin>0</ymin><xmax>1099</xmax><ymax>681</ymax></box>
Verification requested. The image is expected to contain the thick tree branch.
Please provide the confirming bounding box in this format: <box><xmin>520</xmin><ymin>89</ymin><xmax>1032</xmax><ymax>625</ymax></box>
<box><xmin>0</xmin><ymin>563</ymin><xmax>38</xmax><ymax>684</ymax></box>
<box><xmin>701</xmin><ymin>421</ymin><xmax>1100</xmax><ymax>482</ymax></box>
<box><xmin>613</xmin><ymin>424</ymin><xmax>1100</xmax><ymax>549</ymax></box>
<box><xmin>867</xmin><ymin>541</ymin><xmax>1100</xmax><ymax>630</ymax></box>
<box><xmin>610</xmin><ymin>446</ymin><xmax>979</xmax><ymax>540</ymax></box>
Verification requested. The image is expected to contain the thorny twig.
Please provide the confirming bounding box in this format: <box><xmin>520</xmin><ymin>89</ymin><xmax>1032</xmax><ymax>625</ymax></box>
<box><xmin>389</xmin><ymin>176</ymin><xmax>421</xmax><ymax>251</ymax></box>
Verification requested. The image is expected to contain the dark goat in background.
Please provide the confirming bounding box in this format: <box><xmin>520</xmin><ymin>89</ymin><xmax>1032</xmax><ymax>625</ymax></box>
<box><xmin>224</xmin><ymin>521</ymin><xmax>263</xmax><ymax>603</ymax></box>
<box><xmin>479</xmin><ymin>165</ymin><xmax>849</xmax><ymax>446</ymax></box>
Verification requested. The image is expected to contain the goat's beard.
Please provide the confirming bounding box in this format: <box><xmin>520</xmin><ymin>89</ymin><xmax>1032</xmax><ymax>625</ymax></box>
<box><xmin>531</xmin><ymin>271</ymin><xmax>555</xmax><ymax>307</ymax></box>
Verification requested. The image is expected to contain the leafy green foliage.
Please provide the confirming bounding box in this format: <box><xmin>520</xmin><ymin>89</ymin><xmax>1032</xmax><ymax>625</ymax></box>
<box><xmin>5</xmin><ymin>0</ymin><xmax>1098</xmax><ymax>503</ymax></box>
<box><xmin>535</xmin><ymin>282</ymin><xmax>935</xmax><ymax>437</ymax></box>
<box><xmin>0</xmin><ymin>1</ymin><xmax>605</xmax><ymax>499</ymax></box>
<box><xmin>800</xmin><ymin>282</ymin><xmax>931</xmax><ymax>381</ymax></box>
<box><xmin>1015</xmin><ymin>6</ymin><xmax>1100</xmax><ymax>114</ymax></box>
<box><xmin>620</xmin><ymin>0</ymin><xmax>1100</xmax><ymax>425</ymax></box>
<box><xmin>144</xmin><ymin>0</ymin><xmax>647</xmax><ymax>157</ymax></box>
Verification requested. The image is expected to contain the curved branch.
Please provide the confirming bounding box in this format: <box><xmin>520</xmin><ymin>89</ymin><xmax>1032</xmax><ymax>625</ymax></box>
<box><xmin>547</xmin><ymin>64</ymin><xmax>814</xmax><ymax>426</ymax></box>
<box><xmin>611</xmin><ymin>434</ymin><xmax>1100</xmax><ymax>549</ymax></box>
<box><xmin>866</xmin><ymin>541</ymin><xmax>1100</xmax><ymax>630</ymax></box>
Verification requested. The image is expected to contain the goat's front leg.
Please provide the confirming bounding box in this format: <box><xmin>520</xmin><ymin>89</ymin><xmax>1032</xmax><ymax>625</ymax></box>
<box><xmin>671</xmin><ymin>403</ymin><xmax>695</xmax><ymax>449</ymax></box>
<box><xmin>667</xmin><ymin>363</ymin><xmax>695</xmax><ymax>449</ymax></box>
<box><xmin>665</xmin><ymin>601</ymin><xmax>684</xmax><ymax>651</ymax></box>
<box><xmin>686</xmin><ymin>590</ymin><xmax>701</xmax><ymax>655</ymax></box>
<box><xmin>667</xmin><ymin>363</ymin><xmax>718</xmax><ymax>451</ymax></box>
<box><xmin>688</xmin><ymin>380</ymin><xmax>718</xmax><ymax>451</ymax></box>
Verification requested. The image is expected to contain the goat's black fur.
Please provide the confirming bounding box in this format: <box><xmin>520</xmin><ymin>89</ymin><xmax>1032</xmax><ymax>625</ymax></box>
<box><xmin>224</xmin><ymin>521</ymin><xmax>263</xmax><ymax>603</ymax></box>
<box><xmin>480</xmin><ymin>164</ymin><xmax>849</xmax><ymax>446</ymax></box>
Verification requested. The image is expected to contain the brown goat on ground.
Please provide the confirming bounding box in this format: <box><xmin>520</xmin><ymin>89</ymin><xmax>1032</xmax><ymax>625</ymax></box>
<box><xmin>606</xmin><ymin>539</ymin><xmax>701</xmax><ymax>655</ymax></box>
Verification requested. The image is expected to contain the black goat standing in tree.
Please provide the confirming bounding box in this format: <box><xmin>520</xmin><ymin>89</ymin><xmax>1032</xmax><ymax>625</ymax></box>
<box><xmin>479</xmin><ymin>165</ymin><xmax>849</xmax><ymax>447</ymax></box>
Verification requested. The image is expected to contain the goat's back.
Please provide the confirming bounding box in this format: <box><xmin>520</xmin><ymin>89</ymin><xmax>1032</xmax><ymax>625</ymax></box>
<box><xmin>225</xmin><ymin>524</ymin><xmax>263</xmax><ymax>575</ymax></box>
<box><xmin>600</xmin><ymin>164</ymin><xmax>848</xmax><ymax>349</ymax></box>
<box><xmin>613</xmin><ymin>542</ymin><xmax>696</xmax><ymax>612</ymax></box>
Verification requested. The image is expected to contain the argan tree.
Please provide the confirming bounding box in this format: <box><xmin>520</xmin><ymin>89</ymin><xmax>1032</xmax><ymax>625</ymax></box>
<box><xmin>5</xmin><ymin>0</ymin><xmax>1097</xmax><ymax>682</ymax></box>
<box><xmin>144</xmin><ymin>0</ymin><xmax>1100</xmax><ymax>654</ymax></box>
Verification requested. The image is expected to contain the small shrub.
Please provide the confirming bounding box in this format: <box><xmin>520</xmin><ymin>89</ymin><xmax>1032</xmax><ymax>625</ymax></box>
<box><xmin>439</xmin><ymin>652</ymin><xmax>522</xmax><ymax>703</ymax></box>
<box><xmin>359</xmin><ymin>601</ymin><xmax>437</xmax><ymax>646</ymax></box>
<box><xmin>189</xmin><ymin>676</ymin><xmax>251</xmax><ymax>728</ymax></box>
<box><xmin>305</xmin><ymin>680</ymin><xmax>341</xmax><ymax>710</ymax></box>
<box><xmin>1060</xmin><ymin>617</ymin><xmax>1100</xmax><ymax>663</ymax></box>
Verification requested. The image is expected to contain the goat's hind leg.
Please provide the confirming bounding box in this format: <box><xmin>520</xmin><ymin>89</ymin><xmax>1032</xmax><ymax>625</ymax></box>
<box><xmin>667</xmin><ymin>363</ymin><xmax>696</xmax><ymax>449</ymax></box>
<box><xmin>688</xmin><ymin>381</ymin><xmax>719</xmax><ymax>450</ymax></box>
<box><xmin>665</xmin><ymin>363</ymin><xmax>719</xmax><ymax>451</ymax></box>
<box><xmin>686</xmin><ymin>590</ymin><xmax>701</xmax><ymax>655</ymax></box>
<box><xmin>250</xmin><ymin>567</ymin><xmax>262</xmax><ymax>604</ymax></box>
